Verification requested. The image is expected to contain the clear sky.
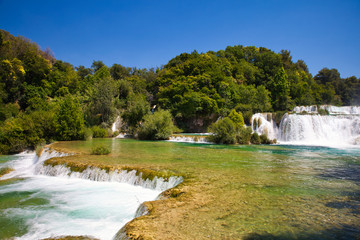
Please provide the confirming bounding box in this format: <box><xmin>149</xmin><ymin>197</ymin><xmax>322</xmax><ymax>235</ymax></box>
<box><xmin>0</xmin><ymin>0</ymin><xmax>359</xmax><ymax>78</ymax></box>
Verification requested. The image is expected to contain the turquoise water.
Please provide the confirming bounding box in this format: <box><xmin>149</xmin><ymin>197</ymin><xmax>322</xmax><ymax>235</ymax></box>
<box><xmin>0</xmin><ymin>152</ymin><xmax>161</xmax><ymax>240</ymax></box>
<box><xmin>1</xmin><ymin>142</ymin><xmax>360</xmax><ymax>239</ymax></box>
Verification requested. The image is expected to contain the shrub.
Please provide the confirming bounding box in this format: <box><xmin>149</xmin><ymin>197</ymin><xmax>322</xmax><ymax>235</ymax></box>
<box><xmin>90</xmin><ymin>145</ymin><xmax>111</xmax><ymax>155</ymax></box>
<box><xmin>91</xmin><ymin>126</ymin><xmax>107</xmax><ymax>138</ymax></box>
<box><xmin>207</xmin><ymin>117</ymin><xmax>237</xmax><ymax>144</ymax></box>
<box><xmin>236</xmin><ymin>126</ymin><xmax>252</xmax><ymax>144</ymax></box>
<box><xmin>250</xmin><ymin>132</ymin><xmax>261</xmax><ymax>144</ymax></box>
<box><xmin>318</xmin><ymin>108</ymin><xmax>329</xmax><ymax>115</ymax></box>
<box><xmin>83</xmin><ymin>127</ymin><xmax>93</xmax><ymax>141</ymax></box>
<box><xmin>260</xmin><ymin>134</ymin><xmax>272</xmax><ymax>144</ymax></box>
<box><xmin>228</xmin><ymin>109</ymin><xmax>245</xmax><ymax>128</ymax></box>
<box><xmin>137</xmin><ymin>109</ymin><xmax>175</xmax><ymax>140</ymax></box>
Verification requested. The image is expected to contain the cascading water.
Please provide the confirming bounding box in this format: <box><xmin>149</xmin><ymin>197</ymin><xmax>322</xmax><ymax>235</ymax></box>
<box><xmin>0</xmin><ymin>148</ymin><xmax>182</xmax><ymax>240</ymax></box>
<box><xmin>251</xmin><ymin>113</ymin><xmax>278</xmax><ymax>140</ymax></box>
<box><xmin>251</xmin><ymin>105</ymin><xmax>360</xmax><ymax>147</ymax></box>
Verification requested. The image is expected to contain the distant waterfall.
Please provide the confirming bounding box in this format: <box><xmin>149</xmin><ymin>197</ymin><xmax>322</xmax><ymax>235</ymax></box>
<box><xmin>251</xmin><ymin>113</ymin><xmax>278</xmax><ymax>140</ymax></box>
<box><xmin>251</xmin><ymin>105</ymin><xmax>360</xmax><ymax>147</ymax></box>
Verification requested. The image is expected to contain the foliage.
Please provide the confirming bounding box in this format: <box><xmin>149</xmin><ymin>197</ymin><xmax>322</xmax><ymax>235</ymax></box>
<box><xmin>0</xmin><ymin>110</ymin><xmax>55</xmax><ymax>154</ymax></box>
<box><xmin>250</xmin><ymin>132</ymin><xmax>261</xmax><ymax>144</ymax></box>
<box><xmin>260</xmin><ymin>134</ymin><xmax>272</xmax><ymax>144</ymax></box>
<box><xmin>208</xmin><ymin>110</ymin><xmax>253</xmax><ymax>145</ymax></box>
<box><xmin>54</xmin><ymin>95</ymin><xmax>85</xmax><ymax>141</ymax></box>
<box><xmin>208</xmin><ymin>117</ymin><xmax>237</xmax><ymax>144</ymax></box>
<box><xmin>91</xmin><ymin>126</ymin><xmax>108</xmax><ymax>138</ymax></box>
<box><xmin>318</xmin><ymin>108</ymin><xmax>329</xmax><ymax>115</ymax></box>
<box><xmin>0</xmin><ymin>29</ymin><xmax>359</xmax><ymax>151</ymax></box>
<box><xmin>236</xmin><ymin>126</ymin><xmax>253</xmax><ymax>144</ymax></box>
<box><xmin>137</xmin><ymin>109</ymin><xmax>175</xmax><ymax>140</ymax></box>
<box><xmin>90</xmin><ymin>145</ymin><xmax>111</xmax><ymax>155</ymax></box>
<box><xmin>122</xmin><ymin>94</ymin><xmax>149</xmax><ymax>130</ymax></box>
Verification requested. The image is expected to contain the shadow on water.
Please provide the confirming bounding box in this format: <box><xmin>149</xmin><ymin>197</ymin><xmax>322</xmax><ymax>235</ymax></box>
<box><xmin>319</xmin><ymin>164</ymin><xmax>360</xmax><ymax>183</ymax></box>
<box><xmin>318</xmin><ymin>164</ymin><xmax>360</xmax><ymax>221</ymax></box>
<box><xmin>243</xmin><ymin>224</ymin><xmax>360</xmax><ymax>240</ymax></box>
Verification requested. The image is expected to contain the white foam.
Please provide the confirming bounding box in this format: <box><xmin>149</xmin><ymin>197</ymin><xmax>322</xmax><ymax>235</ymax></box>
<box><xmin>251</xmin><ymin>105</ymin><xmax>360</xmax><ymax>148</ymax></box>
<box><xmin>1</xmin><ymin>147</ymin><xmax>183</xmax><ymax>239</ymax></box>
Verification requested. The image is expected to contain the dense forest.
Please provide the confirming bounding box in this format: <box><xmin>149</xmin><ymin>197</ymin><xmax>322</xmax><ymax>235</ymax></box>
<box><xmin>0</xmin><ymin>29</ymin><xmax>359</xmax><ymax>153</ymax></box>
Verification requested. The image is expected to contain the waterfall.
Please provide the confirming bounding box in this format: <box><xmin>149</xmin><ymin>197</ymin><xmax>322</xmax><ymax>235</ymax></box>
<box><xmin>1</xmin><ymin>148</ymin><xmax>183</xmax><ymax>191</ymax></box>
<box><xmin>112</xmin><ymin>116</ymin><xmax>122</xmax><ymax>132</ymax></box>
<box><xmin>251</xmin><ymin>113</ymin><xmax>278</xmax><ymax>140</ymax></box>
<box><xmin>251</xmin><ymin>105</ymin><xmax>360</xmax><ymax>147</ymax></box>
<box><xmin>33</xmin><ymin>148</ymin><xmax>183</xmax><ymax>191</ymax></box>
<box><xmin>168</xmin><ymin>134</ymin><xmax>210</xmax><ymax>143</ymax></box>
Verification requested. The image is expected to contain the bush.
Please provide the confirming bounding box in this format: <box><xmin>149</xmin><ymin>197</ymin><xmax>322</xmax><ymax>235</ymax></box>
<box><xmin>137</xmin><ymin>109</ymin><xmax>175</xmax><ymax>140</ymax></box>
<box><xmin>260</xmin><ymin>134</ymin><xmax>272</xmax><ymax>144</ymax></box>
<box><xmin>91</xmin><ymin>126</ymin><xmax>107</xmax><ymax>138</ymax></box>
<box><xmin>83</xmin><ymin>127</ymin><xmax>93</xmax><ymax>141</ymax></box>
<box><xmin>207</xmin><ymin>117</ymin><xmax>237</xmax><ymax>144</ymax></box>
<box><xmin>250</xmin><ymin>132</ymin><xmax>261</xmax><ymax>144</ymax></box>
<box><xmin>0</xmin><ymin>110</ymin><xmax>56</xmax><ymax>154</ymax></box>
<box><xmin>237</xmin><ymin>126</ymin><xmax>252</xmax><ymax>144</ymax></box>
<box><xmin>90</xmin><ymin>145</ymin><xmax>111</xmax><ymax>155</ymax></box>
<box><xmin>318</xmin><ymin>108</ymin><xmax>329</xmax><ymax>115</ymax></box>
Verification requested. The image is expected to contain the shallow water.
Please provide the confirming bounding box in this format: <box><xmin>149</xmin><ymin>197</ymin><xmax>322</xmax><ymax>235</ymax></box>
<box><xmin>1</xmin><ymin>140</ymin><xmax>360</xmax><ymax>239</ymax></box>
<box><xmin>0</xmin><ymin>153</ymin><xmax>160</xmax><ymax>240</ymax></box>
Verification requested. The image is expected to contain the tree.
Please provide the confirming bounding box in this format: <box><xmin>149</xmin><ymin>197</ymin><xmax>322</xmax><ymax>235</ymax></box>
<box><xmin>137</xmin><ymin>109</ymin><xmax>175</xmax><ymax>140</ymax></box>
<box><xmin>228</xmin><ymin>109</ymin><xmax>244</xmax><ymax>128</ymax></box>
<box><xmin>54</xmin><ymin>95</ymin><xmax>85</xmax><ymax>140</ymax></box>
<box><xmin>91</xmin><ymin>76</ymin><xmax>116</xmax><ymax>123</ymax></box>
<box><xmin>110</xmin><ymin>63</ymin><xmax>131</xmax><ymax>80</ymax></box>
<box><xmin>122</xmin><ymin>94</ymin><xmax>149</xmax><ymax>129</ymax></box>
<box><xmin>272</xmin><ymin>67</ymin><xmax>293</xmax><ymax>111</ymax></box>
<box><xmin>208</xmin><ymin>117</ymin><xmax>237</xmax><ymax>144</ymax></box>
<box><xmin>91</xmin><ymin>60</ymin><xmax>105</xmax><ymax>73</ymax></box>
<box><xmin>314</xmin><ymin>68</ymin><xmax>340</xmax><ymax>85</ymax></box>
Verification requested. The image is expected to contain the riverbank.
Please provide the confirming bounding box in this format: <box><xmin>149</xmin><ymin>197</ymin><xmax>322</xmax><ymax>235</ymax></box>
<box><xmin>44</xmin><ymin>139</ymin><xmax>360</xmax><ymax>239</ymax></box>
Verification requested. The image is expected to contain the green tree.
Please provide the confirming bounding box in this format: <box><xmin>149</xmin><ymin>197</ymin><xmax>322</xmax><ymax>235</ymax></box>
<box><xmin>122</xmin><ymin>94</ymin><xmax>149</xmax><ymax>129</ymax></box>
<box><xmin>54</xmin><ymin>95</ymin><xmax>85</xmax><ymax>140</ymax></box>
<box><xmin>272</xmin><ymin>67</ymin><xmax>292</xmax><ymax>111</ymax></box>
<box><xmin>137</xmin><ymin>109</ymin><xmax>175</xmax><ymax>140</ymax></box>
<box><xmin>208</xmin><ymin>117</ymin><xmax>237</xmax><ymax>144</ymax></box>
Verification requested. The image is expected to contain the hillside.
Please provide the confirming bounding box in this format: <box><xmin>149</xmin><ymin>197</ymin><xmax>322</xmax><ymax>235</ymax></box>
<box><xmin>0</xmin><ymin>29</ymin><xmax>359</xmax><ymax>152</ymax></box>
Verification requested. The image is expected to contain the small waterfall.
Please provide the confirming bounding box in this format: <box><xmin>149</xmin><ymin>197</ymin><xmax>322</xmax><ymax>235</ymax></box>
<box><xmin>278</xmin><ymin>113</ymin><xmax>360</xmax><ymax>146</ymax></box>
<box><xmin>251</xmin><ymin>105</ymin><xmax>360</xmax><ymax>147</ymax></box>
<box><xmin>168</xmin><ymin>134</ymin><xmax>209</xmax><ymax>143</ymax></box>
<box><xmin>251</xmin><ymin>113</ymin><xmax>278</xmax><ymax>140</ymax></box>
<box><xmin>112</xmin><ymin>116</ymin><xmax>122</xmax><ymax>132</ymax></box>
<box><xmin>34</xmin><ymin>148</ymin><xmax>183</xmax><ymax>191</ymax></box>
<box><xmin>292</xmin><ymin>105</ymin><xmax>360</xmax><ymax>115</ymax></box>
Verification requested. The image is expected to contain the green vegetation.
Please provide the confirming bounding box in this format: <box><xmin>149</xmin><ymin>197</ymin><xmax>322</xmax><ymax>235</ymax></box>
<box><xmin>90</xmin><ymin>145</ymin><xmax>111</xmax><ymax>155</ymax></box>
<box><xmin>0</xmin><ymin>29</ymin><xmax>359</xmax><ymax>152</ymax></box>
<box><xmin>207</xmin><ymin>110</ymin><xmax>270</xmax><ymax>144</ymax></box>
<box><xmin>137</xmin><ymin>109</ymin><xmax>175</xmax><ymax>140</ymax></box>
<box><xmin>0</xmin><ymin>167</ymin><xmax>13</xmax><ymax>177</ymax></box>
<box><xmin>91</xmin><ymin>126</ymin><xmax>107</xmax><ymax>138</ymax></box>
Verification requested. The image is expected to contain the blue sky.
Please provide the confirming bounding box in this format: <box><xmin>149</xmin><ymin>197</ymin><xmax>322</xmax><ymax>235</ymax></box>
<box><xmin>0</xmin><ymin>0</ymin><xmax>359</xmax><ymax>78</ymax></box>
